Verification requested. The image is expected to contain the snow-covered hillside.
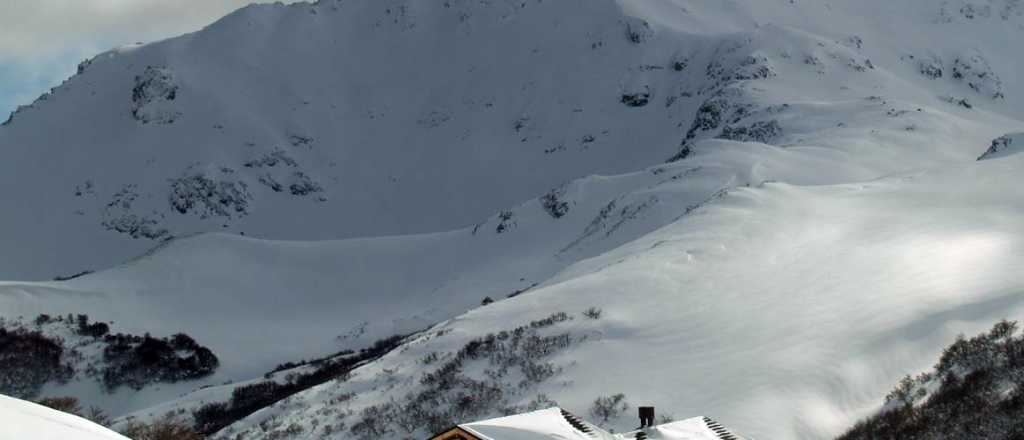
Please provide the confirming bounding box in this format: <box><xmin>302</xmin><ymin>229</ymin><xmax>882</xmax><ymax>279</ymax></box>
<box><xmin>210</xmin><ymin>150</ymin><xmax>1024</xmax><ymax>440</ymax></box>
<box><xmin>1</xmin><ymin>0</ymin><xmax>1024</xmax><ymax>439</ymax></box>
<box><xmin>0</xmin><ymin>394</ymin><xmax>129</xmax><ymax>440</ymax></box>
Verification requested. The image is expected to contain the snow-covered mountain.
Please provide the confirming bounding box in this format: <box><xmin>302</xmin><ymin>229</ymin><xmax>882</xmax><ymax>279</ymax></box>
<box><xmin>2</xmin><ymin>0</ymin><xmax>1024</xmax><ymax>439</ymax></box>
<box><xmin>0</xmin><ymin>0</ymin><xmax>718</xmax><ymax>281</ymax></box>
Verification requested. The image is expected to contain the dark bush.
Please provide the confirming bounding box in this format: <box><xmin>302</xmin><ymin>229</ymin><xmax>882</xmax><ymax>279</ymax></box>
<box><xmin>192</xmin><ymin>402</ymin><xmax>230</xmax><ymax>434</ymax></box>
<box><xmin>36</xmin><ymin>396</ymin><xmax>82</xmax><ymax>415</ymax></box>
<box><xmin>621</xmin><ymin>90</ymin><xmax>651</xmax><ymax>107</ymax></box>
<box><xmin>0</xmin><ymin>328</ymin><xmax>73</xmax><ymax>398</ymax></box>
<box><xmin>193</xmin><ymin>334</ymin><xmax>408</xmax><ymax>435</ymax></box>
<box><xmin>351</xmin><ymin>312</ymin><xmax>575</xmax><ymax>439</ymax></box>
<box><xmin>541</xmin><ymin>189</ymin><xmax>570</xmax><ymax>219</ymax></box>
<box><xmin>101</xmin><ymin>332</ymin><xmax>218</xmax><ymax>391</ymax></box>
<box><xmin>122</xmin><ymin>419</ymin><xmax>203</xmax><ymax>440</ymax></box>
<box><xmin>591</xmin><ymin>393</ymin><xmax>629</xmax><ymax>424</ymax></box>
<box><xmin>3</xmin><ymin>315</ymin><xmax>217</xmax><ymax>399</ymax></box>
<box><xmin>34</xmin><ymin>314</ymin><xmax>53</xmax><ymax>326</ymax></box>
<box><xmin>231</xmin><ymin>381</ymin><xmax>286</xmax><ymax>410</ymax></box>
<box><xmin>75</xmin><ymin>315</ymin><xmax>110</xmax><ymax>338</ymax></box>
<box><xmin>36</xmin><ymin>396</ymin><xmax>110</xmax><ymax>426</ymax></box>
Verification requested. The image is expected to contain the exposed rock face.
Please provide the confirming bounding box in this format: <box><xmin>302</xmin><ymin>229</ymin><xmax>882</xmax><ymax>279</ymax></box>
<box><xmin>952</xmin><ymin>49</ymin><xmax>1004</xmax><ymax>99</ymax></box>
<box><xmin>977</xmin><ymin>133</ymin><xmax>1023</xmax><ymax>160</ymax></box>
<box><xmin>244</xmin><ymin>149</ymin><xmax>298</xmax><ymax>169</ymax></box>
<box><xmin>131</xmin><ymin>66</ymin><xmax>181</xmax><ymax>124</ymax></box>
<box><xmin>730</xmin><ymin>55</ymin><xmax>777</xmax><ymax>81</ymax></box>
<box><xmin>621</xmin><ymin>86</ymin><xmax>652</xmax><ymax>107</ymax></box>
<box><xmin>287</xmin><ymin>172</ymin><xmax>323</xmax><ymax>196</ymax></box>
<box><xmin>901</xmin><ymin>53</ymin><xmax>944</xmax><ymax>79</ymax></box>
<box><xmin>623</xmin><ymin>17</ymin><xmax>653</xmax><ymax>44</ymax></box>
<box><xmin>541</xmin><ymin>186</ymin><xmax>571</xmax><ymax>219</ymax></box>
<box><xmin>168</xmin><ymin>169</ymin><xmax>252</xmax><ymax>219</ymax></box>
<box><xmin>717</xmin><ymin>120</ymin><xmax>783</xmax><ymax>144</ymax></box>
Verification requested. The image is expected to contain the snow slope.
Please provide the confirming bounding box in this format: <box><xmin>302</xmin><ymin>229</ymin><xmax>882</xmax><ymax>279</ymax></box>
<box><xmin>0</xmin><ymin>394</ymin><xmax>130</xmax><ymax>440</ymax></box>
<box><xmin>0</xmin><ymin>153</ymin><xmax>749</xmax><ymax>416</ymax></box>
<box><xmin>214</xmin><ymin>148</ymin><xmax>1024</xmax><ymax>440</ymax></box>
<box><xmin>1</xmin><ymin>0</ymin><xmax>1024</xmax><ymax>439</ymax></box>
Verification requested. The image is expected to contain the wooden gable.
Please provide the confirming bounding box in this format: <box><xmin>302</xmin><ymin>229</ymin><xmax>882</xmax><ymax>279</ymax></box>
<box><xmin>429</xmin><ymin>426</ymin><xmax>484</xmax><ymax>440</ymax></box>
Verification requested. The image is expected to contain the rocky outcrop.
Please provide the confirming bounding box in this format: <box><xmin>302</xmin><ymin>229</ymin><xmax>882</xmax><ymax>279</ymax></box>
<box><xmin>717</xmin><ymin>120</ymin><xmax>783</xmax><ymax>144</ymax></box>
<box><xmin>977</xmin><ymin>133</ymin><xmax>1023</xmax><ymax>160</ymax></box>
<box><xmin>131</xmin><ymin>66</ymin><xmax>181</xmax><ymax>124</ymax></box>
<box><xmin>952</xmin><ymin>49</ymin><xmax>1005</xmax><ymax>99</ymax></box>
<box><xmin>168</xmin><ymin>169</ymin><xmax>252</xmax><ymax>219</ymax></box>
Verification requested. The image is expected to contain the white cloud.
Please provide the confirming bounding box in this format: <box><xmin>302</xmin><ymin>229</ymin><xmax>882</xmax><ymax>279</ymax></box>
<box><xmin>0</xmin><ymin>0</ymin><xmax>302</xmax><ymax>116</ymax></box>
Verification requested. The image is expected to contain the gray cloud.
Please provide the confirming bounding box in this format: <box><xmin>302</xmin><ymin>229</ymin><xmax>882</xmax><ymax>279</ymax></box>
<box><xmin>0</xmin><ymin>0</ymin><xmax>301</xmax><ymax>116</ymax></box>
<box><xmin>0</xmin><ymin>0</ymin><xmax>303</xmax><ymax>60</ymax></box>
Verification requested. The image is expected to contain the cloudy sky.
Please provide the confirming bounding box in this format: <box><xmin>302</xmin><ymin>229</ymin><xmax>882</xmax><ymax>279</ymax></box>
<box><xmin>0</xmin><ymin>0</ymin><xmax>298</xmax><ymax>118</ymax></box>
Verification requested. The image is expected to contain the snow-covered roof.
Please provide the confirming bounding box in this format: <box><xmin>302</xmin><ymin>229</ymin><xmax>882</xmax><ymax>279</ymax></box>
<box><xmin>638</xmin><ymin>417</ymin><xmax>743</xmax><ymax>440</ymax></box>
<box><xmin>457</xmin><ymin>408</ymin><xmax>740</xmax><ymax>440</ymax></box>
<box><xmin>460</xmin><ymin>407</ymin><xmax>617</xmax><ymax>440</ymax></box>
<box><xmin>0</xmin><ymin>394</ymin><xmax>130</xmax><ymax>440</ymax></box>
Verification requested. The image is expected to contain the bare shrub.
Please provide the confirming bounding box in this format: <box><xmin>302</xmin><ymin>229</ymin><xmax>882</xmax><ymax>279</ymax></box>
<box><xmin>121</xmin><ymin>418</ymin><xmax>203</xmax><ymax>440</ymax></box>
<box><xmin>590</xmin><ymin>393</ymin><xmax>629</xmax><ymax>424</ymax></box>
<box><xmin>36</xmin><ymin>396</ymin><xmax>111</xmax><ymax>426</ymax></box>
<box><xmin>839</xmin><ymin>319</ymin><xmax>1024</xmax><ymax>440</ymax></box>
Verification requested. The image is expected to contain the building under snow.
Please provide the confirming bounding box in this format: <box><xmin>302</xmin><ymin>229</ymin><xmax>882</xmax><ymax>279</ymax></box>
<box><xmin>429</xmin><ymin>407</ymin><xmax>746</xmax><ymax>440</ymax></box>
<box><xmin>0</xmin><ymin>394</ymin><xmax>130</xmax><ymax>440</ymax></box>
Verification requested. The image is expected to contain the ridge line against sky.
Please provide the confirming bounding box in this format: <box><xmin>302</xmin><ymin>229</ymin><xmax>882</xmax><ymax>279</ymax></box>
<box><xmin>0</xmin><ymin>0</ymin><xmax>302</xmax><ymax>119</ymax></box>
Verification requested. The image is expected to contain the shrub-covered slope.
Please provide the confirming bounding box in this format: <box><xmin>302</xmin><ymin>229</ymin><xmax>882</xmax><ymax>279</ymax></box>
<box><xmin>0</xmin><ymin>314</ymin><xmax>217</xmax><ymax>407</ymax></box>
<box><xmin>838</xmin><ymin>320</ymin><xmax>1024</xmax><ymax>440</ymax></box>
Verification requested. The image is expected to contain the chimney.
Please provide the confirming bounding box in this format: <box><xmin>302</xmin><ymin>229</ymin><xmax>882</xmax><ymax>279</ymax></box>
<box><xmin>638</xmin><ymin>406</ymin><xmax>655</xmax><ymax>428</ymax></box>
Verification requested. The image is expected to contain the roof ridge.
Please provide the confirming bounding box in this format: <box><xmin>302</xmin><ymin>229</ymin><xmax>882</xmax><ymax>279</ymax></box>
<box><xmin>702</xmin><ymin>416</ymin><xmax>740</xmax><ymax>440</ymax></box>
<box><xmin>559</xmin><ymin>408</ymin><xmax>599</xmax><ymax>437</ymax></box>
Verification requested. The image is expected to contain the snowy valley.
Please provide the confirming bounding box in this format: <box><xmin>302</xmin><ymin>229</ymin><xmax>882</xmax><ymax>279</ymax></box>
<box><xmin>2</xmin><ymin>0</ymin><xmax>1024</xmax><ymax>439</ymax></box>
